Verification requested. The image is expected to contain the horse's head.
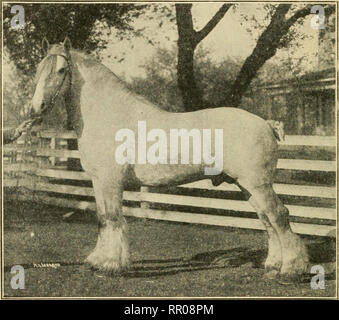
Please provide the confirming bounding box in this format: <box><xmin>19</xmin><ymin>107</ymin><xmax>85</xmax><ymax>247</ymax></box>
<box><xmin>30</xmin><ymin>37</ymin><xmax>72</xmax><ymax>120</ymax></box>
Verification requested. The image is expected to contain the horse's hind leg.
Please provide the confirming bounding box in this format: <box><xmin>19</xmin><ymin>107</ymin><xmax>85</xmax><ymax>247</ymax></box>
<box><xmin>240</xmin><ymin>181</ymin><xmax>309</xmax><ymax>278</ymax></box>
<box><xmin>85</xmin><ymin>168</ymin><xmax>129</xmax><ymax>272</ymax></box>
<box><xmin>236</xmin><ymin>183</ymin><xmax>282</xmax><ymax>276</ymax></box>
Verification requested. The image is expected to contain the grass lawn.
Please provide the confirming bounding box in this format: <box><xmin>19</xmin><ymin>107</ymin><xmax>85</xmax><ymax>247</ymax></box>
<box><xmin>3</xmin><ymin>200</ymin><xmax>336</xmax><ymax>298</ymax></box>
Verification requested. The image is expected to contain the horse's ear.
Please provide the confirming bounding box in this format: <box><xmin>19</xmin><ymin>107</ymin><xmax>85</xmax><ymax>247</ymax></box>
<box><xmin>63</xmin><ymin>36</ymin><xmax>72</xmax><ymax>54</ymax></box>
<box><xmin>42</xmin><ymin>37</ymin><xmax>49</xmax><ymax>56</ymax></box>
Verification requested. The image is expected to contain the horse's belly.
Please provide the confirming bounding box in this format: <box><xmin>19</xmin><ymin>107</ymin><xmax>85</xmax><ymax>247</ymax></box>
<box><xmin>133</xmin><ymin>163</ymin><xmax>205</xmax><ymax>186</ymax></box>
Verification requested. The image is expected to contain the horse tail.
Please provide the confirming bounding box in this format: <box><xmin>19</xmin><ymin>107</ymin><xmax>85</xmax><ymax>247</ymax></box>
<box><xmin>266</xmin><ymin>120</ymin><xmax>285</xmax><ymax>141</ymax></box>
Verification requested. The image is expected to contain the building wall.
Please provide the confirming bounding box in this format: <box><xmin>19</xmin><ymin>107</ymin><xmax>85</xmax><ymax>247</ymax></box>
<box><xmin>263</xmin><ymin>13</ymin><xmax>336</xmax><ymax>136</ymax></box>
<box><xmin>269</xmin><ymin>89</ymin><xmax>335</xmax><ymax>136</ymax></box>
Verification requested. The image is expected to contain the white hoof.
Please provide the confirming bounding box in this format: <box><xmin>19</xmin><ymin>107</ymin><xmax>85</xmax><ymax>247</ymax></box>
<box><xmin>264</xmin><ymin>269</ymin><xmax>279</xmax><ymax>279</ymax></box>
<box><xmin>265</xmin><ymin>232</ymin><xmax>282</xmax><ymax>272</ymax></box>
<box><xmin>86</xmin><ymin>220</ymin><xmax>129</xmax><ymax>272</ymax></box>
<box><xmin>264</xmin><ymin>255</ymin><xmax>282</xmax><ymax>272</ymax></box>
<box><xmin>280</xmin><ymin>233</ymin><xmax>309</xmax><ymax>276</ymax></box>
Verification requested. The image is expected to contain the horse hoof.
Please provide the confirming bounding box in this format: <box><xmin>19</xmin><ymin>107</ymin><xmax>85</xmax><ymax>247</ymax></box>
<box><xmin>85</xmin><ymin>252</ymin><xmax>129</xmax><ymax>275</ymax></box>
<box><xmin>85</xmin><ymin>260</ymin><xmax>128</xmax><ymax>275</ymax></box>
<box><xmin>263</xmin><ymin>269</ymin><xmax>279</xmax><ymax>279</ymax></box>
<box><xmin>86</xmin><ymin>220</ymin><xmax>130</xmax><ymax>274</ymax></box>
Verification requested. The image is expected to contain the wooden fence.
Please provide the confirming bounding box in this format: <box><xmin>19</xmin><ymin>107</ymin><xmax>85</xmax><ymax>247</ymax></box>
<box><xmin>3</xmin><ymin>128</ymin><xmax>336</xmax><ymax>238</ymax></box>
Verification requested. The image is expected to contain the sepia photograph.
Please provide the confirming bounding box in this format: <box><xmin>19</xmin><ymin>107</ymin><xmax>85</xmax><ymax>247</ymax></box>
<box><xmin>1</xmin><ymin>1</ymin><xmax>337</xmax><ymax>300</ymax></box>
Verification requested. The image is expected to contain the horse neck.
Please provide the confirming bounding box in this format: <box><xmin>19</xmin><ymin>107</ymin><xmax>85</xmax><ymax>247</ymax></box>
<box><xmin>68</xmin><ymin>53</ymin><xmax>164</xmax><ymax>134</ymax></box>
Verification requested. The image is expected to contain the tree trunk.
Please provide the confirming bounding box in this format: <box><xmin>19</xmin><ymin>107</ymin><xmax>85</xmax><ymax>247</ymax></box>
<box><xmin>175</xmin><ymin>3</ymin><xmax>232</xmax><ymax>111</ymax></box>
<box><xmin>229</xmin><ymin>7</ymin><xmax>289</xmax><ymax>107</ymax></box>
<box><xmin>177</xmin><ymin>43</ymin><xmax>203</xmax><ymax>111</ymax></box>
<box><xmin>175</xmin><ymin>4</ymin><xmax>203</xmax><ymax>111</ymax></box>
<box><xmin>228</xmin><ymin>4</ymin><xmax>313</xmax><ymax>107</ymax></box>
<box><xmin>229</xmin><ymin>43</ymin><xmax>278</xmax><ymax>107</ymax></box>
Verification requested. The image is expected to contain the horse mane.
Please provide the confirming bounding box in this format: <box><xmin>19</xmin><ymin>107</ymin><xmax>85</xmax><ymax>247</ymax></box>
<box><xmin>35</xmin><ymin>44</ymin><xmax>157</xmax><ymax>111</ymax></box>
<box><xmin>70</xmin><ymin>49</ymin><xmax>155</xmax><ymax>108</ymax></box>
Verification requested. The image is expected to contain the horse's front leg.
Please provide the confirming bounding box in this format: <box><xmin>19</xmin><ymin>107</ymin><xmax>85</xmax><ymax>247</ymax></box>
<box><xmin>86</xmin><ymin>169</ymin><xmax>129</xmax><ymax>272</ymax></box>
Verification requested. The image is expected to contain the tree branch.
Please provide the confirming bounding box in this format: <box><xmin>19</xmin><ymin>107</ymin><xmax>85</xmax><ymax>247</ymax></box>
<box><xmin>284</xmin><ymin>4</ymin><xmax>313</xmax><ymax>28</ymax></box>
<box><xmin>175</xmin><ymin>4</ymin><xmax>195</xmax><ymax>41</ymax></box>
<box><xmin>285</xmin><ymin>4</ymin><xmax>335</xmax><ymax>29</ymax></box>
<box><xmin>195</xmin><ymin>4</ymin><xmax>233</xmax><ymax>44</ymax></box>
<box><xmin>229</xmin><ymin>3</ymin><xmax>335</xmax><ymax>107</ymax></box>
<box><xmin>262</xmin><ymin>4</ymin><xmax>291</xmax><ymax>37</ymax></box>
<box><xmin>274</xmin><ymin>4</ymin><xmax>292</xmax><ymax>17</ymax></box>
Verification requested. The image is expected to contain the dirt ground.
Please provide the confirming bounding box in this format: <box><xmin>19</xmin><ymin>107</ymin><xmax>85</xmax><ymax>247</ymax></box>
<box><xmin>2</xmin><ymin>200</ymin><xmax>336</xmax><ymax>298</ymax></box>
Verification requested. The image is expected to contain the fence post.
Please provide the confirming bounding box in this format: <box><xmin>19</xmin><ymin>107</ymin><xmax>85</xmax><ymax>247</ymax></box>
<box><xmin>268</xmin><ymin>96</ymin><xmax>273</xmax><ymax>119</ymax></box>
<box><xmin>140</xmin><ymin>186</ymin><xmax>150</xmax><ymax>210</ymax></box>
<box><xmin>50</xmin><ymin>137</ymin><xmax>56</xmax><ymax>167</ymax></box>
<box><xmin>33</xmin><ymin>130</ymin><xmax>49</xmax><ymax>201</ymax></box>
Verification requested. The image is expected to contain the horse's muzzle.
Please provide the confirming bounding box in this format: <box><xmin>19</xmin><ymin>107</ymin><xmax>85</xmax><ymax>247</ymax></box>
<box><xmin>30</xmin><ymin>107</ymin><xmax>43</xmax><ymax>125</ymax></box>
<box><xmin>31</xmin><ymin>102</ymin><xmax>48</xmax><ymax>117</ymax></box>
<box><xmin>40</xmin><ymin>102</ymin><xmax>49</xmax><ymax>114</ymax></box>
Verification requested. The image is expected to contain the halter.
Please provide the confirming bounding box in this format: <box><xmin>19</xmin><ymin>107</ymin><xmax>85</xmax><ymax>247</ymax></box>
<box><xmin>47</xmin><ymin>53</ymin><xmax>72</xmax><ymax>107</ymax></box>
<box><xmin>31</xmin><ymin>53</ymin><xmax>72</xmax><ymax>126</ymax></box>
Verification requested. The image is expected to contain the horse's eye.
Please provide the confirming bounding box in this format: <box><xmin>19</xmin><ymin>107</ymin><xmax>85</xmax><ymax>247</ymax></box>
<box><xmin>58</xmin><ymin>67</ymin><xmax>66</xmax><ymax>74</ymax></box>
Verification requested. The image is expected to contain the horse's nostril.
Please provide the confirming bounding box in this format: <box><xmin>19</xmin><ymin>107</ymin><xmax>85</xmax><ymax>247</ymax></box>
<box><xmin>40</xmin><ymin>102</ymin><xmax>48</xmax><ymax>114</ymax></box>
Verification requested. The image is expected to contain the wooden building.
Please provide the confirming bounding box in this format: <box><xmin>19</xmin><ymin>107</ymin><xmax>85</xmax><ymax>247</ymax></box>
<box><xmin>259</xmin><ymin>13</ymin><xmax>335</xmax><ymax>136</ymax></box>
<box><xmin>261</xmin><ymin>67</ymin><xmax>335</xmax><ymax>136</ymax></box>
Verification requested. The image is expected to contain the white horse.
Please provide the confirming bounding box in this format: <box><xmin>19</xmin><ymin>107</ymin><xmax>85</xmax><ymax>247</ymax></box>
<box><xmin>30</xmin><ymin>37</ymin><xmax>309</xmax><ymax>281</ymax></box>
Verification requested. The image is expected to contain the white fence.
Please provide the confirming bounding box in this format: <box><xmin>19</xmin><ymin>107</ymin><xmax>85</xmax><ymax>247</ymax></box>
<box><xmin>3</xmin><ymin>129</ymin><xmax>336</xmax><ymax>237</ymax></box>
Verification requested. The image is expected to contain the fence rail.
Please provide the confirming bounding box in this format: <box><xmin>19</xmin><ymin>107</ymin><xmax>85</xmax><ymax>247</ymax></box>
<box><xmin>3</xmin><ymin>129</ymin><xmax>336</xmax><ymax>238</ymax></box>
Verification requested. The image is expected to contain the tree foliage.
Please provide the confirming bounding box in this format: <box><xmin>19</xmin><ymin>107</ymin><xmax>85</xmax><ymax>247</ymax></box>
<box><xmin>130</xmin><ymin>46</ymin><xmax>290</xmax><ymax>116</ymax></box>
<box><xmin>3</xmin><ymin>3</ymin><xmax>146</xmax><ymax>75</ymax></box>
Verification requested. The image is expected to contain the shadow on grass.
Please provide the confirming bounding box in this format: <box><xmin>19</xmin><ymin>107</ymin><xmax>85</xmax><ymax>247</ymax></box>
<box><xmin>93</xmin><ymin>247</ymin><xmax>267</xmax><ymax>278</ymax></box>
<box><xmin>4</xmin><ymin>200</ymin><xmax>336</xmax><ymax>281</ymax></box>
<box><xmin>4</xmin><ymin>239</ymin><xmax>335</xmax><ymax>282</ymax></box>
<box><xmin>96</xmin><ymin>238</ymin><xmax>336</xmax><ymax>280</ymax></box>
